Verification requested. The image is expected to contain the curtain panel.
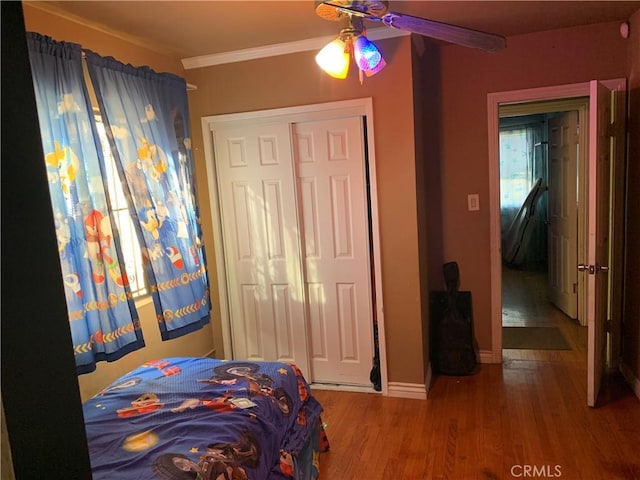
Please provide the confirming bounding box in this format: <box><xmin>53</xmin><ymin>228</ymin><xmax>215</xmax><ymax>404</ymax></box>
<box><xmin>26</xmin><ymin>33</ymin><xmax>145</xmax><ymax>374</ymax></box>
<box><xmin>84</xmin><ymin>51</ymin><xmax>210</xmax><ymax>340</ymax></box>
<box><xmin>27</xmin><ymin>33</ymin><xmax>210</xmax><ymax>374</ymax></box>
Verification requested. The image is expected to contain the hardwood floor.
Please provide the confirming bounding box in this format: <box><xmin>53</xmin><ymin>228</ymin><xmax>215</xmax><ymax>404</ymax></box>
<box><xmin>311</xmin><ymin>267</ymin><xmax>640</xmax><ymax>479</ymax></box>
<box><xmin>501</xmin><ymin>266</ymin><xmax>587</xmax><ymax>359</ymax></box>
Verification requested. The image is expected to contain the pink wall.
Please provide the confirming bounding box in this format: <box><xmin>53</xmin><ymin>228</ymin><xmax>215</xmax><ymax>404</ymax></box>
<box><xmin>438</xmin><ymin>22</ymin><xmax>629</xmax><ymax>350</ymax></box>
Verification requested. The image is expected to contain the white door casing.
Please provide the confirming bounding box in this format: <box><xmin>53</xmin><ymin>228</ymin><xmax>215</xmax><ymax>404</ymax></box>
<box><xmin>547</xmin><ymin>111</ymin><xmax>579</xmax><ymax>319</ymax></box>
<box><xmin>292</xmin><ymin>117</ymin><xmax>375</xmax><ymax>385</ymax></box>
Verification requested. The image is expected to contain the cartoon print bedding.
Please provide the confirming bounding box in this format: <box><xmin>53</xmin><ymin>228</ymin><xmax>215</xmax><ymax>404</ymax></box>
<box><xmin>82</xmin><ymin>357</ymin><xmax>328</xmax><ymax>480</ymax></box>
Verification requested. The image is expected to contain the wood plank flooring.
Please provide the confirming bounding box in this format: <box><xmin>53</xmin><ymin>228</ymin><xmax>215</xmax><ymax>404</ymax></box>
<box><xmin>311</xmin><ymin>268</ymin><xmax>640</xmax><ymax>479</ymax></box>
<box><xmin>501</xmin><ymin>266</ymin><xmax>586</xmax><ymax>359</ymax></box>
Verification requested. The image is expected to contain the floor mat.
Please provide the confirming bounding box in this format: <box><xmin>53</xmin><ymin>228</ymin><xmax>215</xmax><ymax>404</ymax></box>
<box><xmin>502</xmin><ymin>326</ymin><xmax>571</xmax><ymax>350</ymax></box>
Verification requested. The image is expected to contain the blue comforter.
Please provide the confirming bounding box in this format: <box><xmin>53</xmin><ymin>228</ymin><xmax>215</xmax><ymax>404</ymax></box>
<box><xmin>82</xmin><ymin>357</ymin><xmax>326</xmax><ymax>480</ymax></box>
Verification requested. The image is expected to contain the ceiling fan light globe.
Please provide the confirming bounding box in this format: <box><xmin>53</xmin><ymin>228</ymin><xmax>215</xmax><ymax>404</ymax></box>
<box><xmin>353</xmin><ymin>35</ymin><xmax>385</xmax><ymax>75</ymax></box>
<box><xmin>364</xmin><ymin>57</ymin><xmax>386</xmax><ymax>77</ymax></box>
<box><xmin>315</xmin><ymin>38</ymin><xmax>350</xmax><ymax>79</ymax></box>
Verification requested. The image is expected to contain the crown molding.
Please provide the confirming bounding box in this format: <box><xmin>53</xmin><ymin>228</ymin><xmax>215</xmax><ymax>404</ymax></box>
<box><xmin>181</xmin><ymin>27</ymin><xmax>409</xmax><ymax>70</ymax></box>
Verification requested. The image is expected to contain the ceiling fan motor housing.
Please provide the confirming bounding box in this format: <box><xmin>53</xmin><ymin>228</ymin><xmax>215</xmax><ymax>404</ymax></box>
<box><xmin>315</xmin><ymin>0</ymin><xmax>390</xmax><ymax>21</ymax></box>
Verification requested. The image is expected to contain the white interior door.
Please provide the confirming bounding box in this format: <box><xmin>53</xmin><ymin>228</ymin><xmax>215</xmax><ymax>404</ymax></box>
<box><xmin>586</xmin><ymin>81</ymin><xmax>612</xmax><ymax>407</ymax></box>
<box><xmin>214</xmin><ymin>122</ymin><xmax>309</xmax><ymax>371</ymax></box>
<box><xmin>547</xmin><ymin>111</ymin><xmax>579</xmax><ymax>319</ymax></box>
<box><xmin>292</xmin><ymin>117</ymin><xmax>374</xmax><ymax>386</ymax></box>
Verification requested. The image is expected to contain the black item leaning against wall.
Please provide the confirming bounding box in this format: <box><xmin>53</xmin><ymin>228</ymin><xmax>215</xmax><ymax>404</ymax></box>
<box><xmin>1</xmin><ymin>3</ymin><xmax>93</xmax><ymax>477</ymax></box>
<box><xmin>430</xmin><ymin>262</ymin><xmax>478</xmax><ymax>376</ymax></box>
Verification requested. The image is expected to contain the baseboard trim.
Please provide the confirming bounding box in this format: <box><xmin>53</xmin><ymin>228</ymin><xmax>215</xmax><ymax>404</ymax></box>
<box><xmin>311</xmin><ymin>375</ymin><xmax>430</xmax><ymax>400</ymax></box>
<box><xmin>310</xmin><ymin>383</ymin><xmax>378</xmax><ymax>394</ymax></box>
<box><xmin>479</xmin><ymin>350</ymin><xmax>497</xmax><ymax>363</ymax></box>
<box><xmin>387</xmin><ymin>382</ymin><xmax>428</xmax><ymax>400</ymax></box>
<box><xmin>619</xmin><ymin>362</ymin><xmax>640</xmax><ymax>401</ymax></box>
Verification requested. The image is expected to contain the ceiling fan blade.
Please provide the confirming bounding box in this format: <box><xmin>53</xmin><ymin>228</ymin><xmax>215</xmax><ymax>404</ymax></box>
<box><xmin>380</xmin><ymin>11</ymin><xmax>506</xmax><ymax>53</ymax></box>
<box><xmin>317</xmin><ymin>1</ymin><xmax>506</xmax><ymax>53</ymax></box>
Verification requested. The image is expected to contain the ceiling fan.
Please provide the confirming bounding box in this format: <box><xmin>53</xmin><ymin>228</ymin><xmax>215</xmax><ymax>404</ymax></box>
<box><xmin>314</xmin><ymin>0</ymin><xmax>506</xmax><ymax>79</ymax></box>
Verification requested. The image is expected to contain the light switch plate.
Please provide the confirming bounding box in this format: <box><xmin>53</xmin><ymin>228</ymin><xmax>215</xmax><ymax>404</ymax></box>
<box><xmin>468</xmin><ymin>194</ymin><xmax>479</xmax><ymax>211</ymax></box>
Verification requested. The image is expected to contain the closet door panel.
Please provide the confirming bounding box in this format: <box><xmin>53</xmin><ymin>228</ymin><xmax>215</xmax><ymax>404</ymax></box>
<box><xmin>293</xmin><ymin>117</ymin><xmax>374</xmax><ymax>386</ymax></box>
<box><xmin>214</xmin><ymin>123</ymin><xmax>307</xmax><ymax>367</ymax></box>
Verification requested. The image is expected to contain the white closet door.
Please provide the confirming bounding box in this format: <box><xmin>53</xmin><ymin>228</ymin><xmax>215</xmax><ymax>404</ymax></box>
<box><xmin>548</xmin><ymin>111</ymin><xmax>579</xmax><ymax>319</ymax></box>
<box><xmin>214</xmin><ymin>122</ymin><xmax>308</xmax><ymax>370</ymax></box>
<box><xmin>293</xmin><ymin>117</ymin><xmax>374</xmax><ymax>386</ymax></box>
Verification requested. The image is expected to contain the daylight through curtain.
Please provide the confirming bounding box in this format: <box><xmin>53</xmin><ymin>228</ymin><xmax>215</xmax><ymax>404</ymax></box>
<box><xmin>84</xmin><ymin>51</ymin><xmax>210</xmax><ymax>340</ymax></box>
<box><xmin>499</xmin><ymin>126</ymin><xmax>537</xmax><ymax>226</ymax></box>
<box><xmin>27</xmin><ymin>33</ymin><xmax>145</xmax><ymax>374</ymax></box>
<box><xmin>499</xmin><ymin>121</ymin><xmax>548</xmax><ymax>266</ymax></box>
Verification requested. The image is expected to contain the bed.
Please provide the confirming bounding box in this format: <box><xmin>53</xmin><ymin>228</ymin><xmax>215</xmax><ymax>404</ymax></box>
<box><xmin>82</xmin><ymin>357</ymin><xmax>329</xmax><ymax>480</ymax></box>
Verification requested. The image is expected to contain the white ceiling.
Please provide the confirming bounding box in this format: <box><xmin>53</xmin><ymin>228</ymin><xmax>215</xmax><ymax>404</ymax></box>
<box><xmin>27</xmin><ymin>1</ymin><xmax>640</xmax><ymax>62</ymax></box>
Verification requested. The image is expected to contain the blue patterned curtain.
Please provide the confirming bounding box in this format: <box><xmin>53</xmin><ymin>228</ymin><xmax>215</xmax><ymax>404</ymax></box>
<box><xmin>84</xmin><ymin>51</ymin><xmax>210</xmax><ymax>340</ymax></box>
<box><xmin>27</xmin><ymin>33</ymin><xmax>145</xmax><ymax>374</ymax></box>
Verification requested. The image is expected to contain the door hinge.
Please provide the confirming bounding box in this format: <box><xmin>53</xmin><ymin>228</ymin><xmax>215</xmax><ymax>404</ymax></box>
<box><xmin>605</xmin><ymin>319</ymin><xmax>612</xmax><ymax>333</ymax></box>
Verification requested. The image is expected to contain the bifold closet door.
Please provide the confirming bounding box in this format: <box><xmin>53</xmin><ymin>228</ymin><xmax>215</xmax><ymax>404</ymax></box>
<box><xmin>292</xmin><ymin>117</ymin><xmax>374</xmax><ymax>386</ymax></box>
<box><xmin>214</xmin><ymin>122</ymin><xmax>309</xmax><ymax>369</ymax></box>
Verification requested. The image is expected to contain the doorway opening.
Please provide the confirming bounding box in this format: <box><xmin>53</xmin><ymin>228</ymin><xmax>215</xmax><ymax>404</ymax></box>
<box><xmin>498</xmin><ymin>101</ymin><xmax>588</xmax><ymax>354</ymax></box>
<box><xmin>488</xmin><ymin>79</ymin><xmax>627</xmax><ymax>407</ymax></box>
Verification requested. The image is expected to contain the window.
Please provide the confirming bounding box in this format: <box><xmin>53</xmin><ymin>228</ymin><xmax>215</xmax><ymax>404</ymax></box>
<box><xmin>499</xmin><ymin>128</ymin><xmax>534</xmax><ymax>211</ymax></box>
<box><xmin>95</xmin><ymin>116</ymin><xmax>148</xmax><ymax>298</ymax></box>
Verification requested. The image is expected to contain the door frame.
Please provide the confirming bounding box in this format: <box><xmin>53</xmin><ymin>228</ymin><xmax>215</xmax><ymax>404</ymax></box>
<box><xmin>487</xmin><ymin>79</ymin><xmax>625</xmax><ymax>366</ymax></box>
<box><xmin>201</xmin><ymin>97</ymin><xmax>388</xmax><ymax>394</ymax></box>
